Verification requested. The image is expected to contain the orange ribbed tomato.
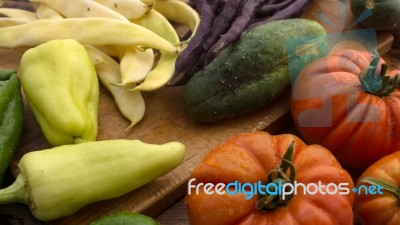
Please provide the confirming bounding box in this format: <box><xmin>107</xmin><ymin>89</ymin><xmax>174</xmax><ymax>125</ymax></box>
<box><xmin>186</xmin><ymin>132</ymin><xmax>354</xmax><ymax>225</ymax></box>
<box><xmin>355</xmin><ymin>151</ymin><xmax>400</xmax><ymax>225</ymax></box>
<box><xmin>291</xmin><ymin>49</ymin><xmax>400</xmax><ymax>169</ymax></box>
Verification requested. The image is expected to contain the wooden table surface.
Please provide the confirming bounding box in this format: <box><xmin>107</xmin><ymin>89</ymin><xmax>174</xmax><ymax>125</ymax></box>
<box><xmin>151</xmin><ymin>0</ymin><xmax>400</xmax><ymax>221</ymax></box>
<box><xmin>155</xmin><ymin>36</ymin><xmax>400</xmax><ymax>225</ymax></box>
<box><xmin>0</xmin><ymin>0</ymin><xmax>400</xmax><ymax>224</ymax></box>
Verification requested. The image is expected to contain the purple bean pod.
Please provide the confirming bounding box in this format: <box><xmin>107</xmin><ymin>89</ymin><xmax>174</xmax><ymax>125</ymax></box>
<box><xmin>249</xmin><ymin>0</ymin><xmax>312</xmax><ymax>28</ymax></box>
<box><xmin>204</xmin><ymin>0</ymin><xmax>262</xmax><ymax>65</ymax></box>
<box><xmin>267</xmin><ymin>0</ymin><xmax>284</xmax><ymax>5</ymax></box>
<box><xmin>203</xmin><ymin>0</ymin><xmax>243</xmax><ymax>50</ymax></box>
<box><xmin>169</xmin><ymin>0</ymin><xmax>218</xmax><ymax>86</ymax></box>
<box><xmin>255</xmin><ymin>0</ymin><xmax>294</xmax><ymax>18</ymax></box>
<box><xmin>183</xmin><ymin>0</ymin><xmax>245</xmax><ymax>78</ymax></box>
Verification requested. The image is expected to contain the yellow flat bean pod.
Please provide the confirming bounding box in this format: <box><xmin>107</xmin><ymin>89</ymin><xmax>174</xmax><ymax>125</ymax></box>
<box><xmin>154</xmin><ymin>0</ymin><xmax>199</xmax><ymax>33</ymax></box>
<box><xmin>43</xmin><ymin>0</ymin><xmax>152</xmax><ymax>86</ymax></box>
<box><xmin>85</xmin><ymin>45</ymin><xmax>145</xmax><ymax>129</ymax></box>
<box><xmin>30</xmin><ymin>0</ymin><xmax>128</xmax><ymax>21</ymax></box>
<box><xmin>0</xmin><ymin>8</ymin><xmax>38</xmax><ymax>21</ymax></box>
<box><xmin>33</xmin><ymin>0</ymin><xmax>147</xmax><ymax>87</ymax></box>
<box><xmin>118</xmin><ymin>47</ymin><xmax>154</xmax><ymax>85</ymax></box>
<box><xmin>0</xmin><ymin>18</ymin><xmax>178</xmax><ymax>52</ymax></box>
<box><xmin>134</xmin><ymin>49</ymin><xmax>177</xmax><ymax>91</ymax></box>
<box><xmin>0</xmin><ymin>18</ymin><xmax>29</xmax><ymax>27</ymax></box>
<box><xmin>35</xmin><ymin>3</ymin><xmax>64</xmax><ymax>19</ymax></box>
<box><xmin>93</xmin><ymin>0</ymin><xmax>153</xmax><ymax>20</ymax></box>
<box><xmin>131</xmin><ymin>9</ymin><xmax>179</xmax><ymax>91</ymax></box>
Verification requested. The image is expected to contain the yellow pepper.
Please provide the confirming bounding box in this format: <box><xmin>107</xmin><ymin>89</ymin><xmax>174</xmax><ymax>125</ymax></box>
<box><xmin>19</xmin><ymin>39</ymin><xmax>99</xmax><ymax>146</ymax></box>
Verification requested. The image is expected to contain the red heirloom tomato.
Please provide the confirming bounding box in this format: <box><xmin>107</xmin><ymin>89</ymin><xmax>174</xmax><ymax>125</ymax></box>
<box><xmin>186</xmin><ymin>132</ymin><xmax>354</xmax><ymax>225</ymax></box>
<box><xmin>354</xmin><ymin>151</ymin><xmax>400</xmax><ymax>225</ymax></box>
<box><xmin>291</xmin><ymin>49</ymin><xmax>400</xmax><ymax>169</ymax></box>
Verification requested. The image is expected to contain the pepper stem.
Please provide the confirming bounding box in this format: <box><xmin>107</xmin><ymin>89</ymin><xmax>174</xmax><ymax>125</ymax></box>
<box><xmin>359</xmin><ymin>50</ymin><xmax>400</xmax><ymax>96</ymax></box>
<box><xmin>359</xmin><ymin>177</ymin><xmax>400</xmax><ymax>204</ymax></box>
<box><xmin>0</xmin><ymin>174</ymin><xmax>29</xmax><ymax>205</ymax></box>
<box><xmin>256</xmin><ymin>141</ymin><xmax>296</xmax><ymax>211</ymax></box>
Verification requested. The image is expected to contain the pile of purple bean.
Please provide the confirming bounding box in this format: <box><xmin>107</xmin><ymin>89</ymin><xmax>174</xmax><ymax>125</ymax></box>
<box><xmin>169</xmin><ymin>0</ymin><xmax>313</xmax><ymax>86</ymax></box>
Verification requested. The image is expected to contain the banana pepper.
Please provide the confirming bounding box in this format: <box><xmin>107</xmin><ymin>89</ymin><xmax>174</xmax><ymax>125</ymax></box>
<box><xmin>0</xmin><ymin>139</ymin><xmax>185</xmax><ymax>221</ymax></box>
<box><xmin>19</xmin><ymin>39</ymin><xmax>99</xmax><ymax>146</ymax></box>
<box><xmin>0</xmin><ymin>69</ymin><xmax>24</xmax><ymax>185</ymax></box>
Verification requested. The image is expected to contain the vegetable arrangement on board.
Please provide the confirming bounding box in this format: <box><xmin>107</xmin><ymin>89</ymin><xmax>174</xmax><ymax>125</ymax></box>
<box><xmin>184</xmin><ymin>18</ymin><xmax>328</xmax><ymax>122</ymax></box>
<box><xmin>169</xmin><ymin>0</ymin><xmax>314</xmax><ymax>85</ymax></box>
<box><xmin>0</xmin><ymin>0</ymin><xmax>400</xmax><ymax>224</ymax></box>
<box><xmin>0</xmin><ymin>0</ymin><xmax>200</xmax><ymax>129</ymax></box>
<box><xmin>0</xmin><ymin>0</ymin><xmax>196</xmax><ymax>222</ymax></box>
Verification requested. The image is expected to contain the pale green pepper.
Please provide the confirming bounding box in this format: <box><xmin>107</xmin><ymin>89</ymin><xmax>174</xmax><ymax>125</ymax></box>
<box><xmin>0</xmin><ymin>139</ymin><xmax>185</xmax><ymax>221</ymax></box>
<box><xmin>19</xmin><ymin>39</ymin><xmax>99</xmax><ymax>146</ymax></box>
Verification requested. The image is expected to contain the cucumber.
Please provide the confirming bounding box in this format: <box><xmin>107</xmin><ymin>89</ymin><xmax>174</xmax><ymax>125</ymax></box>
<box><xmin>351</xmin><ymin>0</ymin><xmax>400</xmax><ymax>31</ymax></box>
<box><xmin>183</xmin><ymin>19</ymin><xmax>328</xmax><ymax>123</ymax></box>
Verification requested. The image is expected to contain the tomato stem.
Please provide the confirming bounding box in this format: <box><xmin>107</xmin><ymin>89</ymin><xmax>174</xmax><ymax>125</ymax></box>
<box><xmin>359</xmin><ymin>177</ymin><xmax>400</xmax><ymax>203</ymax></box>
<box><xmin>256</xmin><ymin>141</ymin><xmax>295</xmax><ymax>211</ymax></box>
<box><xmin>359</xmin><ymin>50</ymin><xmax>399</xmax><ymax>96</ymax></box>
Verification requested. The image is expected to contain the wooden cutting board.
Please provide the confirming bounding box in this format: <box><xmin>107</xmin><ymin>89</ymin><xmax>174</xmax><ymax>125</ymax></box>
<box><xmin>0</xmin><ymin>0</ymin><xmax>396</xmax><ymax>224</ymax></box>
<box><xmin>0</xmin><ymin>49</ymin><xmax>293</xmax><ymax>225</ymax></box>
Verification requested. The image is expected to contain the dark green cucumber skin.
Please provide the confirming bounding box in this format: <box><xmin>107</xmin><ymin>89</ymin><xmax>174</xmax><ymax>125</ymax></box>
<box><xmin>351</xmin><ymin>0</ymin><xmax>400</xmax><ymax>31</ymax></box>
<box><xmin>90</xmin><ymin>212</ymin><xmax>159</xmax><ymax>225</ymax></box>
<box><xmin>183</xmin><ymin>19</ymin><xmax>327</xmax><ymax>123</ymax></box>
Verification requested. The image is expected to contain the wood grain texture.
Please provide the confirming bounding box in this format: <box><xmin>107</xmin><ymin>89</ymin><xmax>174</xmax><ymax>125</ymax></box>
<box><xmin>0</xmin><ymin>8</ymin><xmax>292</xmax><ymax>225</ymax></box>
<box><xmin>0</xmin><ymin>0</ymin><xmax>398</xmax><ymax>225</ymax></box>
<box><xmin>0</xmin><ymin>1</ymin><xmax>291</xmax><ymax>224</ymax></box>
<box><xmin>154</xmin><ymin>0</ymin><xmax>400</xmax><ymax>224</ymax></box>
<box><xmin>156</xmin><ymin>198</ymin><xmax>188</xmax><ymax>225</ymax></box>
<box><xmin>0</xmin><ymin>46</ymin><xmax>292</xmax><ymax>224</ymax></box>
<box><xmin>155</xmin><ymin>41</ymin><xmax>400</xmax><ymax>225</ymax></box>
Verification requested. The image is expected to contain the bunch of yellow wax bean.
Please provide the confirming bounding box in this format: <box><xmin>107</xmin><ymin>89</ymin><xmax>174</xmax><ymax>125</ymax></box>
<box><xmin>0</xmin><ymin>0</ymin><xmax>199</xmax><ymax>129</ymax></box>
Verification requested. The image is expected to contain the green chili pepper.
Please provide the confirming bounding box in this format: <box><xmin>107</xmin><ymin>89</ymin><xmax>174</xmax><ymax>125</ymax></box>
<box><xmin>19</xmin><ymin>39</ymin><xmax>99</xmax><ymax>146</ymax></box>
<box><xmin>0</xmin><ymin>139</ymin><xmax>185</xmax><ymax>221</ymax></box>
<box><xmin>0</xmin><ymin>69</ymin><xmax>23</xmax><ymax>185</ymax></box>
<box><xmin>90</xmin><ymin>212</ymin><xmax>159</xmax><ymax>225</ymax></box>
